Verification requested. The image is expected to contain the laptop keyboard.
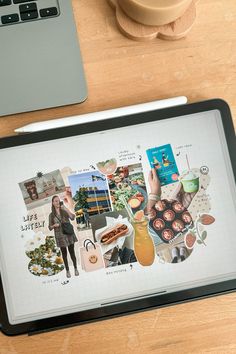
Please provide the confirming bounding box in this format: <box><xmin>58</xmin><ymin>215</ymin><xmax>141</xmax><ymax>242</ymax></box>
<box><xmin>0</xmin><ymin>0</ymin><xmax>60</xmax><ymax>26</ymax></box>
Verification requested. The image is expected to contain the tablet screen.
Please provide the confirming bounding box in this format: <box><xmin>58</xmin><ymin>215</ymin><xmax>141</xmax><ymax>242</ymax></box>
<box><xmin>0</xmin><ymin>108</ymin><xmax>235</xmax><ymax>325</ymax></box>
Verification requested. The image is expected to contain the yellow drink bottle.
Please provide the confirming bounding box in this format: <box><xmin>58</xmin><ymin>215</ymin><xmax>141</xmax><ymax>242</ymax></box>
<box><xmin>133</xmin><ymin>217</ymin><xmax>155</xmax><ymax>266</ymax></box>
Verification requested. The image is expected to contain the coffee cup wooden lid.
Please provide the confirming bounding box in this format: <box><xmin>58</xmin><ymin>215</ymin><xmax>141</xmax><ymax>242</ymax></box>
<box><xmin>118</xmin><ymin>0</ymin><xmax>192</xmax><ymax>26</ymax></box>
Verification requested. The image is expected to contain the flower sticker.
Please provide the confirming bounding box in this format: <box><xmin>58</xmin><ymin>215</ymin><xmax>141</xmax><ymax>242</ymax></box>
<box><xmin>26</xmin><ymin>235</ymin><xmax>64</xmax><ymax>277</ymax></box>
<box><xmin>30</xmin><ymin>264</ymin><xmax>43</xmax><ymax>275</ymax></box>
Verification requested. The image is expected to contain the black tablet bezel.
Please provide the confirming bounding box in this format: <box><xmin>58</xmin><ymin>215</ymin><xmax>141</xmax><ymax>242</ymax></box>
<box><xmin>0</xmin><ymin>99</ymin><xmax>235</xmax><ymax>335</ymax></box>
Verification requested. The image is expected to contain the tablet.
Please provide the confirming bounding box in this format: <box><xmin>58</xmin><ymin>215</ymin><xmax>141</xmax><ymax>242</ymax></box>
<box><xmin>0</xmin><ymin>99</ymin><xmax>235</xmax><ymax>335</ymax></box>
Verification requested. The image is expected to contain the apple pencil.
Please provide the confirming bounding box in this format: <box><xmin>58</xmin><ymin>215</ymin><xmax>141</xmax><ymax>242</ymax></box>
<box><xmin>15</xmin><ymin>96</ymin><xmax>187</xmax><ymax>133</ymax></box>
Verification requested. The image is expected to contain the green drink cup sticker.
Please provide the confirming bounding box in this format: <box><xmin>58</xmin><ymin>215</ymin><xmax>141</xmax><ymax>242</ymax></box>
<box><xmin>180</xmin><ymin>170</ymin><xmax>199</xmax><ymax>193</ymax></box>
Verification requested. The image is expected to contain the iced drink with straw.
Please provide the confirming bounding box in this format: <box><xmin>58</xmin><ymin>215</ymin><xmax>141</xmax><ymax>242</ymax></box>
<box><xmin>120</xmin><ymin>196</ymin><xmax>155</xmax><ymax>266</ymax></box>
<box><xmin>132</xmin><ymin>210</ymin><xmax>155</xmax><ymax>266</ymax></box>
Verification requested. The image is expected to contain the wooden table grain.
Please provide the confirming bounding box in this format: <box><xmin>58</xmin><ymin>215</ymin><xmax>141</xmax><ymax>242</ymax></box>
<box><xmin>0</xmin><ymin>0</ymin><xmax>236</xmax><ymax>353</ymax></box>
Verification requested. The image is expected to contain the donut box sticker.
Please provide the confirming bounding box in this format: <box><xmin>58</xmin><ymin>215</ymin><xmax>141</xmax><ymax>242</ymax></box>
<box><xmin>149</xmin><ymin>199</ymin><xmax>193</xmax><ymax>243</ymax></box>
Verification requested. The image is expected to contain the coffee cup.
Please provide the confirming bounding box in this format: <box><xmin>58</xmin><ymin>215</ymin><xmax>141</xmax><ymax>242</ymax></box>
<box><xmin>118</xmin><ymin>0</ymin><xmax>192</xmax><ymax>26</ymax></box>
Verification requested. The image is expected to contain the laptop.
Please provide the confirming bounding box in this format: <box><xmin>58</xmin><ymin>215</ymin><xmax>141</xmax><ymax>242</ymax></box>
<box><xmin>0</xmin><ymin>0</ymin><xmax>87</xmax><ymax>117</ymax></box>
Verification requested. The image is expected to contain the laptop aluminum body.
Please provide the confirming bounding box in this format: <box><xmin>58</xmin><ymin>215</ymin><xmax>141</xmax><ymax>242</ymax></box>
<box><xmin>0</xmin><ymin>0</ymin><xmax>87</xmax><ymax>116</ymax></box>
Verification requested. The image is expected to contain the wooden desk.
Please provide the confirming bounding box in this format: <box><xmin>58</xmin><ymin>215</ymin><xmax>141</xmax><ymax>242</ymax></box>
<box><xmin>0</xmin><ymin>0</ymin><xmax>236</xmax><ymax>352</ymax></box>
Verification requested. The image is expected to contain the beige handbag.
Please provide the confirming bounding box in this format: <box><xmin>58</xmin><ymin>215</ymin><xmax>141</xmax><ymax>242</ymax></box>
<box><xmin>80</xmin><ymin>239</ymin><xmax>105</xmax><ymax>272</ymax></box>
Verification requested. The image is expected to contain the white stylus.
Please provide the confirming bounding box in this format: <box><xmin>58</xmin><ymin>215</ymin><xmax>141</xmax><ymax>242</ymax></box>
<box><xmin>15</xmin><ymin>96</ymin><xmax>187</xmax><ymax>133</ymax></box>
